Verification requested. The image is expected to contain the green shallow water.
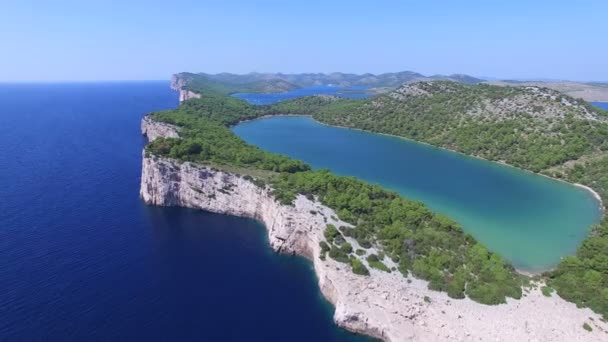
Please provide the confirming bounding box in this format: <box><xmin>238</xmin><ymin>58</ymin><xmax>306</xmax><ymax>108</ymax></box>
<box><xmin>234</xmin><ymin>116</ymin><xmax>603</xmax><ymax>272</ymax></box>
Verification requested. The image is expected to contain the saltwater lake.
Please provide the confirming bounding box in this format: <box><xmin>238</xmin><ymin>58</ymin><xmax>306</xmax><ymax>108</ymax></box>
<box><xmin>0</xmin><ymin>83</ymin><xmax>371</xmax><ymax>341</ymax></box>
<box><xmin>234</xmin><ymin>114</ymin><xmax>602</xmax><ymax>272</ymax></box>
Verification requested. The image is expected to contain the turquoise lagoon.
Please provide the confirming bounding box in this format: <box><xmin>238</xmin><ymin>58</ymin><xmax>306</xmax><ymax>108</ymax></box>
<box><xmin>234</xmin><ymin>116</ymin><xmax>603</xmax><ymax>272</ymax></box>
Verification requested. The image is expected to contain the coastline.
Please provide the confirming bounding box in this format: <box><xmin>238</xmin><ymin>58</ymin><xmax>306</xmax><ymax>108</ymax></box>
<box><xmin>141</xmin><ymin>115</ymin><xmax>608</xmax><ymax>341</ymax></box>
<box><xmin>574</xmin><ymin>183</ymin><xmax>604</xmax><ymax>208</ymax></box>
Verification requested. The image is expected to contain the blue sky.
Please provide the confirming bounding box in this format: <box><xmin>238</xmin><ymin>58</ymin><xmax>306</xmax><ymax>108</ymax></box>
<box><xmin>1</xmin><ymin>0</ymin><xmax>606</xmax><ymax>81</ymax></box>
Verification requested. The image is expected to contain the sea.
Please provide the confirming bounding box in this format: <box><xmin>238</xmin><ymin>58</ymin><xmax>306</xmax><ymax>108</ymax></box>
<box><xmin>0</xmin><ymin>82</ymin><xmax>372</xmax><ymax>341</ymax></box>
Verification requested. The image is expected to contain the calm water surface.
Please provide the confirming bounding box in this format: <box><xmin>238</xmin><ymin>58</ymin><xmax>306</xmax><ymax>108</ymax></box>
<box><xmin>234</xmin><ymin>116</ymin><xmax>603</xmax><ymax>271</ymax></box>
<box><xmin>0</xmin><ymin>82</ymin><xmax>371</xmax><ymax>341</ymax></box>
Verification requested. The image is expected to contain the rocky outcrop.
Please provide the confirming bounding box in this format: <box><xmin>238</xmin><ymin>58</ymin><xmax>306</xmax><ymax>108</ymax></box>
<box><xmin>141</xmin><ymin>116</ymin><xmax>180</xmax><ymax>141</ymax></box>
<box><xmin>140</xmin><ymin>156</ymin><xmax>315</xmax><ymax>258</ymax></box>
<box><xmin>139</xmin><ymin>116</ymin><xmax>608</xmax><ymax>342</ymax></box>
<box><xmin>171</xmin><ymin>74</ymin><xmax>202</xmax><ymax>102</ymax></box>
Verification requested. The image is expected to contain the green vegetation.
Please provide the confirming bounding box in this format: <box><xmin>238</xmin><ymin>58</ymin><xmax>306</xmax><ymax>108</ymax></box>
<box><xmin>566</xmin><ymin>156</ymin><xmax>608</xmax><ymax>203</ymax></box>
<box><xmin>148</xmin><ymin>103</ymin><xmax>309</xmax><ymax>174</ymax></box>
<box><xmin>319</xmin><ymin>241</ymin><xmax>330</xmax><ymax>260</ymax></box>
<box><xmin>583</xmin><ymin>323</ymin><xmax>593</xmax><ymax>332</ymax></box>
<box><xmin>328</xmin><ymin>245</ymin><xmax>351</xmax><ymax>264</ymax></box>
<box><xmin>324</xmin><ymin>224</ymin><xmax>340</xmax><ymax>243</ymax></box>
<box><xmin>541</xmin><ymin>286</ymin><xmax>554</xmax><ymax>297</ymax></box>
<box><xmin>548</xmin><ymin>219</ymin><xmax>608</xmax><ymax>317</ymax></box>
<box><xmin>366</xmin><ymin>254</ymin><xmax>390</xmax><ymax>272</ymax></box>
<box><xmin>351</xmin><ymin>258</ymin><xmax>370</xmax><ymax>276</ymax></box>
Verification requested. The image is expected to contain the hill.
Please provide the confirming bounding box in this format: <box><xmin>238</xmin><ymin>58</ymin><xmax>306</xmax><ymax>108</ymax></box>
<box><xmin>488</xmin><ymin>80</ymin><xmax>608</xmax><ymax>102</ymax></box>
<box><xmin>291</xmin><ymin>81</ymin><xmax>608</xmax><ymax>173</ymax></box>
<box><xmin>172</xmin><ymin>71</ymin><xmax>485</xmax><ymax>96</ymax></box>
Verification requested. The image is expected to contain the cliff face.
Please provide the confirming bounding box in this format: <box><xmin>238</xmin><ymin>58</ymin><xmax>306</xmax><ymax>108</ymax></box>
<box><xmin>140</xmin><ymin>156</ymin><xmax>314</xmax><ymax>257</ymax></box>
<box><xmin>139</xmin><ymin>116</ymin><xmax>608</xmax><ymax>342</ymax></box>
<box><xmin>141</xmin><ymin>116</ymin><xmax>180</xmax><ymax>141</ymax></box>
<box><xmin>170</xmin><ymin>74</ymin><xmax>202</xmax><ymax>102</ymax></box>
<box><xmin>139</xmin><ymin>156</ymin><xmax>394</xmax><ymax>340</ymax></box>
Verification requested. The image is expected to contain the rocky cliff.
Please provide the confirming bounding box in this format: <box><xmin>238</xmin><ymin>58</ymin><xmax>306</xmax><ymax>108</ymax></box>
<box><xmin>170</xmin><ymin>74</ymin><xmax>202</xmax><ymax>102</ymax></box>
<box><xmin>141</xmin><ymin>116</ymin><xmax>180</xmax><ymax>141</ymax></box>
<box><xmin>139</xmin><ymin>116</ymin><xmax>608</xmax><ymax>342</ymax></box>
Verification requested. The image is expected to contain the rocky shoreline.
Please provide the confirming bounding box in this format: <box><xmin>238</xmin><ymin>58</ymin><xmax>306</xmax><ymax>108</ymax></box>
<box><xmin>140</xmin><ymin>116</ymin><xmax>608</xmax><ymax>341</ymax></box>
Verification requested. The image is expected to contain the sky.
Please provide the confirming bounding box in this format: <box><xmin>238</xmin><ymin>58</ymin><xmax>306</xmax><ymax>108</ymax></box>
<box><xmin>1</xmin><ymin>0</ymin><xmax>607</xmax><ymax>82</ymax></box>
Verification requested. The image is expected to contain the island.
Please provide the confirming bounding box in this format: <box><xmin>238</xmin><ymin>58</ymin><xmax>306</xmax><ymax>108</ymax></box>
<box><xmin>141</xmin><ymin>72</ymin><xmax>608</xmax><ymax>341</ymax></box>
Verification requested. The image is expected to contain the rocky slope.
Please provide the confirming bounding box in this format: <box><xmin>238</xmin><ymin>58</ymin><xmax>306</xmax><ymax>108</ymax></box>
<box><xmin>139</xmin><ymin>116</ymin><xmax>608</xmax><ymax>341</ymax></box>
<box><xmin>488</xmin><ymin>80</ymin><xmax>608</xmax><ymax>102</ymax></box>
<box><xmin>171</xmin><ymin>74</ymin><xmax>201</xmax><ymax>102</ymax></box>
<box><xmin>386</xmin><ymin>81</ymin><xmax>605</xmax><ymax>122</ymax></box>
<box><xmin>140</xmin><ymin>116</ymin><xmax>180</xmax><ymax>140</ymax></box>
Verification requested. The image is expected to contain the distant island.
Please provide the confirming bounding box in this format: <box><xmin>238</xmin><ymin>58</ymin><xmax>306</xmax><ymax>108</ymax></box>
<box><xmin>141</xmin><ymin>72</ymin><xmax>608</xmax><ymax>341</ymax></box>
<box><xmin>172</xmin><ymin>71</ymin><xmax>608</xmax><ymax>101</ymax></box>
<box><xmin>171</xmin><ymin>71</ymin><xmax>485</xmax><ymax>96</ymax></box>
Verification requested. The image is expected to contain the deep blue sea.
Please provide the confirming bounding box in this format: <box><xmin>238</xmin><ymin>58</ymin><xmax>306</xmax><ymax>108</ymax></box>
<box><xmin>232</xmin><ymin>85</ymin><xmax>372</xmax><ymax>105</ymax></box>
<box><xmin>0</xmin><ymin>82</ymin><xmax>371</xmax><ymax>341</ymax></box>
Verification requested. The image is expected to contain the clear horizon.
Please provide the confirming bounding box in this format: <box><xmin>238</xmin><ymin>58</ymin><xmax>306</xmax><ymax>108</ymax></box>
<box><xmin>2</xmin><ymin>1</ymin><xmax>607</xmax><ymax>82</ymax></box>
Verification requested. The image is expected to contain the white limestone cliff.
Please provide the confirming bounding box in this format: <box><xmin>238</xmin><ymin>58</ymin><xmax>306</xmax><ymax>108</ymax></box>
<box><xmin>140</xmin><ymin>116</ymin><xmax>608</xmax><ymax>342</ymax></box>
<box><xmin>141</xmin><ymin>116</ymin><xmax>180</xmax><ymax>141</ymax></box>
<box><xmin>171</xmin><ymin>74</ymin><xmax>202</xmax><ymax>102</ymax></box>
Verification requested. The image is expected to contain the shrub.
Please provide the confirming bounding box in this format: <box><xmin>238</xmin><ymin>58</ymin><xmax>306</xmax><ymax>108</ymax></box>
<box><xmin>366</xmin><ymin>254</ymin><xmax>390</xmax><ymax>272</ymax></box>
<box><xmin>340</xmin><ymin>242</ymin><xmax>353</xmax><ymax>254</ymax></box>
<box><xmin>324</xmin><ymin>224</ymin><xmax>340</xmax><ymax>242</ymax></box>
<box><xmin>351</xmin><ymin>258</ymin><xmax>369</xmax><ymax>276</ymax></box>
<box><xmin>328</xmin><ymin>247</ymin><xmax>350</xmax><ymax>264</ymax></box>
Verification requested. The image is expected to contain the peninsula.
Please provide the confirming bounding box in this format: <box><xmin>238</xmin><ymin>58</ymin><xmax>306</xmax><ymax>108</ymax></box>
<box><xmin>141</xmin><ymin>72</ymin><xmax>608</xmax><ymax>341</ymax></box>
